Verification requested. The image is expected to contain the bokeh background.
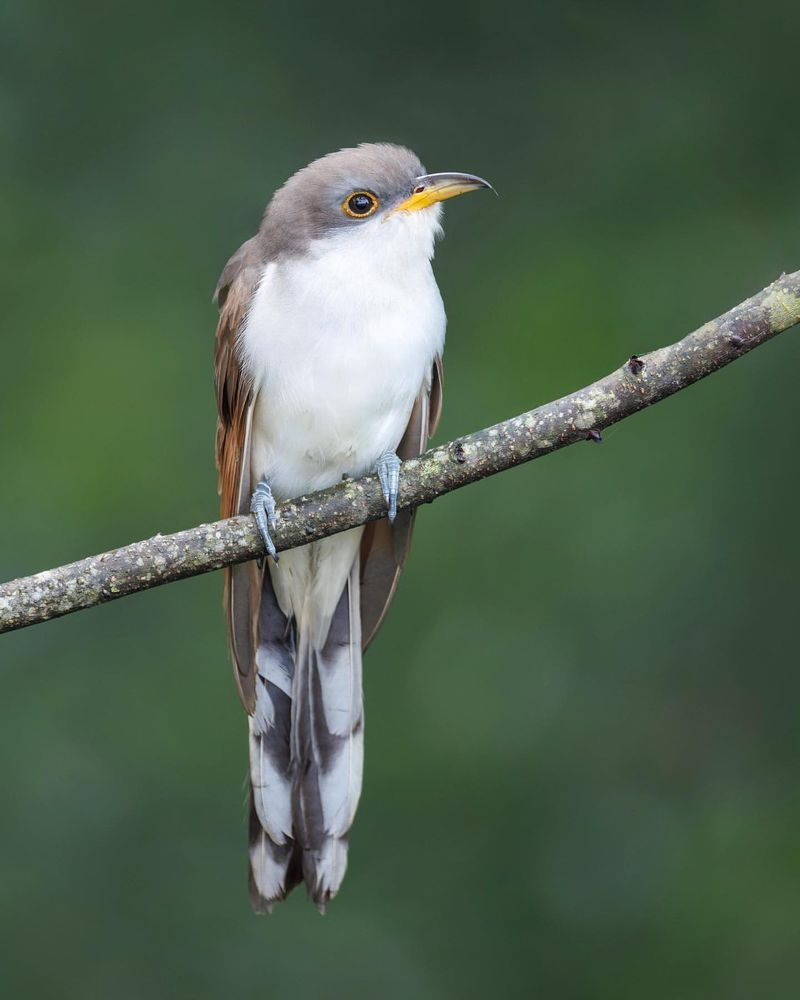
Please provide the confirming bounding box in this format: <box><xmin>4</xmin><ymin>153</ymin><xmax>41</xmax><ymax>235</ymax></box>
<box><xmin>2</xmin><ymin>1</ymin><xmax>800</xmax><ymax>997</ymax></box>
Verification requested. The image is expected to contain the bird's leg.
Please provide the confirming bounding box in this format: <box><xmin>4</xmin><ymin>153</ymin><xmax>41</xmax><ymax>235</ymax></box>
<box><xmin>374</xmin><ymin>451</ymin><xmax>402</xmax><ymax>523</ymax></box>
<box><xmin>250</xmin><ymin>478</ymin><xmax>279</xmax><ymax>563</ymax></box>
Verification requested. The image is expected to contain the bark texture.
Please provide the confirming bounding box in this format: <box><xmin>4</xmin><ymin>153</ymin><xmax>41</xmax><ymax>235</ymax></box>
<box><xmin>2</xmin><ymin>271</ymin><xmax>799</xmax><ymax>635</ymax></box>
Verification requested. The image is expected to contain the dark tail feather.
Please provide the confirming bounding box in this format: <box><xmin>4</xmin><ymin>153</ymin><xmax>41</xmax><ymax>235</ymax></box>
<box><xmin>292</xmin><ymin>559</ymin><xmax>364</xmax><ymax>912</ymax></box>
<box><xmin>248</xmin><ymin>569</ymin><xmax>300</xmax><ymax>911</ymax></box>
<box><xmin>247</xmin><ymin>792</ymin><xmax>302</xmax><ymax>912</ymax></box>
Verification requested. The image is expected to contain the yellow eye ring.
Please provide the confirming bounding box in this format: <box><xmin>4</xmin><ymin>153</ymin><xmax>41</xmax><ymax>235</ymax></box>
<box><xmin>342</xmin><ymin>191</ymin><xmax>379</xmax><ymax>219</ymax></box>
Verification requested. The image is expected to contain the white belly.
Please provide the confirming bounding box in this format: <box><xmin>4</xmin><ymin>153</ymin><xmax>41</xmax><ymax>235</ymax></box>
<box><xmin>242</xmin><ymin>226</ymin><xmax>446</xmax><ymax>500</ymax></box>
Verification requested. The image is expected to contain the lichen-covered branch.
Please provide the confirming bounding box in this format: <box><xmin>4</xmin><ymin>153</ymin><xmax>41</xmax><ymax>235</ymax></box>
<box><xmin>2</xmin><ymin>271</ymin><xmax>799</xmax><ymax>635</ymax></box>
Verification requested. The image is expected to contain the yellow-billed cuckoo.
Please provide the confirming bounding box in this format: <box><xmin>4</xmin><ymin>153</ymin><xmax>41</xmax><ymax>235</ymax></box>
<box><xmin>213</xmin><ymin>143</ymin><xmax>492</xmax><ymax>912</ymax></box>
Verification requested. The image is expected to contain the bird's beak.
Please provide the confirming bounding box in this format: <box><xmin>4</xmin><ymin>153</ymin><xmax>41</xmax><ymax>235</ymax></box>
<box><xmin>391</xmin><ymin>172</ymin><xmax>495</xmax><ymax>215</ymax></box>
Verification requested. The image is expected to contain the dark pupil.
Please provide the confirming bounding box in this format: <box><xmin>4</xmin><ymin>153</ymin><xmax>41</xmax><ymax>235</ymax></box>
<box><xmin>349</xmin><ymin>193</ymin><xmax>373</xmax><ymax>215</ymax></box>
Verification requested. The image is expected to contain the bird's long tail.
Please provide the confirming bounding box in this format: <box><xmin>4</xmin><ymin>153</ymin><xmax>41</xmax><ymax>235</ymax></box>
<box><xmin>248</xmin><ymin>540</ymin><xmax>364</xmax><ymax>912</ymax></box>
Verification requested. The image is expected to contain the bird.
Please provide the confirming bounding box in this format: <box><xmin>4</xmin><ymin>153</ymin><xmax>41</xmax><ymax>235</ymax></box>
<box><xmin>213</xmin><ymin>143</ymin><xmax>492</xmax><ymax>913</ymax></box>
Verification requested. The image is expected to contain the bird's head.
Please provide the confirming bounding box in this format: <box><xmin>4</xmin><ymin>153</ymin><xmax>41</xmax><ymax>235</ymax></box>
<box><xmin>261</xmin><ymin>143</ymin><xmax>493</xmax><ymax>263</ymax></box>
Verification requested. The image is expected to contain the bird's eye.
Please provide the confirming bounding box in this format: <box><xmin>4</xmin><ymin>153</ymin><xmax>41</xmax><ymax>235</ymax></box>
<box><xmin>342</xmin><ymin>191</ymin><xmax>379</xmax><ymax>218</ymax></box>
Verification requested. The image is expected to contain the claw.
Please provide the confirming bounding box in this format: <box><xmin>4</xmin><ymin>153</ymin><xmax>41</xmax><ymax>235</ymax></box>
<box><xmin>250</xmin><ymin>478</ymin><xmax>279</xmax><ymax>563</ymax></box>
<box><xmin>375</xmin><ymin>451</ymin><xmax>401</xmax><ymax>523</ymax></box>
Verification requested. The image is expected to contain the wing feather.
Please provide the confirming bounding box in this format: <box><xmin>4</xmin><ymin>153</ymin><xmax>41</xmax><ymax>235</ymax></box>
<box><xmin>359</xmin><ymin>355</ymin><xmax>444</xmax><ymax>649</ymax></box>
<box><xmin>214</xmin><ymin>235</ymin><xmax>264</xmax><ymax>712</ymax></box>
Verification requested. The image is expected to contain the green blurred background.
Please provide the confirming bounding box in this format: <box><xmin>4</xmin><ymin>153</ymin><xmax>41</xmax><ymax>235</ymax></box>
<box><xmin>2</xmin><ymin>1</ymin><xmax>800</xmax><ymax>996</ymax></box>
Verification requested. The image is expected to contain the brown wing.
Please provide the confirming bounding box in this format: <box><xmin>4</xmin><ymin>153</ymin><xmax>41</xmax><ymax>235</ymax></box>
<box><xmin>214</xmin><ymin>235</ymin><xmax>264</xmax><ymax>712</ymax></box>
<box><xmin>360</xmin><ymin>355</ymin><xmax>443</xmax><ymax>649</ymax></box>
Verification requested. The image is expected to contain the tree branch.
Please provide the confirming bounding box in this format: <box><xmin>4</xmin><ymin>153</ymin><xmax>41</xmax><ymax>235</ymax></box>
<box><xmin>2</xmin><ymin>271</ymin><xmax>799</xmax><ymax>635</ymax></box>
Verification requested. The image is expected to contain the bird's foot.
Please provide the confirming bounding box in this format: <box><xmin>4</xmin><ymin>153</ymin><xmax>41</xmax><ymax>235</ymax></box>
<box><xmin>374</xmin><ymin>451</ymin><xmax>401</xmax><ymax>523</ymax></box>
<box><xmin>250</xmin><ymin>478</ymin><xmax>279</xmax><ymax>563</ymax></box>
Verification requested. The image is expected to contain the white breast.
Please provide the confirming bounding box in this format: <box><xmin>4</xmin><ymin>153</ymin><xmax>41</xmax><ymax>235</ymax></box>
<box><xmin>241</xmin><ymin>208</ymin><xmax>446</xmax><ymax>500</ymax></box>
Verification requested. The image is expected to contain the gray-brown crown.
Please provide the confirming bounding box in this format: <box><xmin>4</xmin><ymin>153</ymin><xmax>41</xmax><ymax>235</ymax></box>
<box><xmin>259</xmin><ymin>143</ymin><xmax>425</xmax><ymax>259</ymax></box>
